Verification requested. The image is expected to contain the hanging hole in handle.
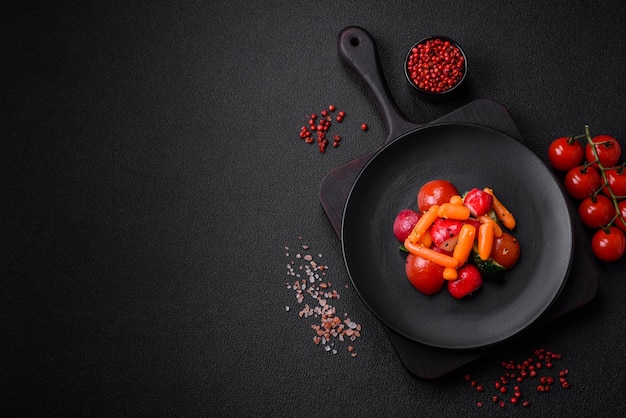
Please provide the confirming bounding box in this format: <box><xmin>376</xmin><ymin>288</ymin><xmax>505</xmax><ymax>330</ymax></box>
<box><xmin>350</xmin><ymin>37</ymin><xmax>360</xmax><ymax>46</ymax></box>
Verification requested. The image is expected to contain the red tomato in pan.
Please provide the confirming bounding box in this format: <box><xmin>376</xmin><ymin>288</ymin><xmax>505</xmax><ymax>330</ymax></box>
<box><xmin>490</xmin><ymin>232</ymin><xmax>521</xmax><ymax>270</ymax></box>
<box><xmin>417</xmin><ymin>180</ymin><xmax>459</xmax><ymax>212</ymax></box>
<box><xmin>405</xmin><ymin>253</ymin><xmax>445</xmax><ymax>295</ymax></box>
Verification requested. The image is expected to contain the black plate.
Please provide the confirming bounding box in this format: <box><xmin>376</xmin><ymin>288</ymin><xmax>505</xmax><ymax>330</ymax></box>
<box><xmin>341</xmin><ymin>122</ymin><xmax>573</xmax><ymax>350</ymax></box>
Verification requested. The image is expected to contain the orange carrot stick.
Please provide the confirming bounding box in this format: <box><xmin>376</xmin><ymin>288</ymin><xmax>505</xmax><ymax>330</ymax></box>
<box><xmin>404</xmin><ymin>240</ymin><xmax>459</xmax><ymax>269</ymax></box>
<box><xmin>437</xmin><ymin>203</ymin><xmax>471</xmax><ymax>220</ymax></box>
<box><xmin>449</xmin><ymin>195</ymin><xmax>464</xmax><ymax>206</ymax></box>
<box><xmin>420</xmin><ymin>229</ymin><xmax>433</xmax><ymax>248</ymax></box>
<box><xmin>484</xmin><ymin>188</ymin><xmax>516</xmax><ymax>230</ymax></box>
<box><xmin>478</xmin><ymin>215</ymin><xmax>503</xmax><ymax>237</ymax></box>
<box><xmin>406</xmin><ymin>205</ymin><xmax>440</xmax><ymax>244</ymax></box>
<box><xmin>443</xmin><ymin>267</ymin><xmax>458</xmax><ymax>281</ymax></box>
<box><xmin>452</xmin><ymin>223</ymin><xmax>476</xmax><ymax>266</ymax></box>
<box><xmin>478</xmin><ymin>222</ymin><xmax>495</xmax><ymax>261</ymax></box>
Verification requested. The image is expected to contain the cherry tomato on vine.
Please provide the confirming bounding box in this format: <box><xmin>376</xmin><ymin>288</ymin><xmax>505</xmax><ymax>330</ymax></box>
<box><xmin>585</xmin><ymin>135</ymin><xmax>622</xmax><ymax>168</ymax></box>
<box><xmin>405</xmin><ymin>253</ymin><xmax>445</xmax><ymax>295</ymax></box>
<box><xmin>548</xmin><ymin>136</ymin><xmax>584</xmax><ymax>171</ymax></box>
<box><xmin>601</xmin><ymin>168</ymin><xmax>626</xmax><ymax>198</ymax></box>
<box><xmin>578</xmin><ymin>195</ymin><xmax>616</xmax><ymax>228</ymax></box>
<box><xmin>591</xmin><ymin>226</ymin><xmax>626</xmax><ymax>262</ymax></box>
<box><xmin>564</xmin><ymin>165</ymin><xmax>602</xmax><ymax>199</ymax></box>
<box><xmin>417</xmin><ymin>180</ymin><xmax>459</xmax><ymax>213</ymax></box>
<box><xmin>616</xmin><ymin>200</ymin><xmax>626</xmax><ymax>233</ymax></box>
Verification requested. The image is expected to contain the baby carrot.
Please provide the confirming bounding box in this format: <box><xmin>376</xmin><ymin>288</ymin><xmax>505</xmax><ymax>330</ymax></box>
<box><xmin>484</xmin><ymin>188</ymin><xmax>516</xmax><ymax>230</ymax></box>
<box><xmin>452</xmin><ymin>223</ymin><xmax>476</xmax><ymax>266</ymax></box>
<box><xmin>404</xmin><ymin>240</ymin><xmax>459</xmax><ymax>269</ymax></box>
<box><xmin>420</xmin><ymin>229</ymin><xmax>433</xmax><ymax>248</ymax></box>
<box><xmin>406</xmin><ymin>205</ymin><xmax>440</xmax><ymax>244</ymax></box>
<box><xmin>449</xmin><ymin>195</ymin><xmax>464</xmax><ymax>206</ymax></box>
<box><xmin>478</xmin><ymin>215</ymin><xmax>503</xmax><ymax>237</ymax></box>
<box><xmin>478</xmin><ymin>222</ymin><xmax>495</xmax><ymax>261</ymax></box>
<box><xmin>437</xmin><ymin>203</ymin><xmax>471</xmax><ymax>220</ymax></box>
<box><xmin>443</xmin><ymin>267</ymin><xmax>458</xmax><ymax>281</ymax></box>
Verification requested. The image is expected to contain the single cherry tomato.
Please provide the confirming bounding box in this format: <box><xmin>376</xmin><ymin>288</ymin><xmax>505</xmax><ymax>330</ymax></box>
<box><xmin>585</xmin><ymin>134</ymin><xmax>622</xmax><ymax>168</ymax></box>
<box><xmin>393</xmin><ymin>209</ymin><xmax>422</xmax><ymax>242</ymax></box>
<box><xmin>591</xmin><ymin>226</ymin><xmax>626</xmax><ymax>262</ymax></box>
<box><xmin>405</xmin><ymin>253</ymin><xmax>445</xmax><ymax>295</ymax></box>
<box><xmin>417</xmin><ymin>180</ymin><xmax>459</xmax><ymax>213</ymax></box>
<box><xmin>615</xmin><ymin>200</ymin><xmax>626</xmax><ymax>233</ymax></box>
<box><xmin>578</xmin><ymin>195</ymin><xmax>616</xmax><ymax>228</ymax></box>
<box><xmin>490</xmin><ymin>232</ymin><xmax>521</xmax><ymax>270</ymax></box>
<box><xmin>602</xmin><ymin>168</ymin><xmax>626</xmax><ymax>198</ymax></box>
<box><xmin>564</xmin><ymin>165</ymin><xmax>601</xmax><ymax>200</ymax></box>
<box><xmin>548</xmin><ymin>136</ymin><xmax>584</xmax><ymax>171</ymax></box>
<box><xmin>447</xmin><ymin>264</ymin><xmax>483</xmax><ymax>299</ymax></box>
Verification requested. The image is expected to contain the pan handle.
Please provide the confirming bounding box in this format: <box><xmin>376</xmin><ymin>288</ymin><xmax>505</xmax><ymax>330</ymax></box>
<box><xmin>338</xmin><ymin>26</ymin><xmax>420</xmax><ymax>141</ymax></box>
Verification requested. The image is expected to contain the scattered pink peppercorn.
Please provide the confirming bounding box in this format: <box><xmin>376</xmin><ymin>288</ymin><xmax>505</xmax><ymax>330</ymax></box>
<box><xmin>466</xmin><ymin>347</ymin><xmax>570</xmax><ymax>410</ymax></box>
<box><xmin>295</xmin><ymin>105</ymin><xmax>366</xmax><ymax>154</ymax></box>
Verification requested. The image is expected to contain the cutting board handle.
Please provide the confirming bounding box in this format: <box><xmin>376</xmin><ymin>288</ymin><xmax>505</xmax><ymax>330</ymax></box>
<box><xmin>338</xmin><ymin>26</ymin><xmax>420</xmax><ymax>141</ymax></box>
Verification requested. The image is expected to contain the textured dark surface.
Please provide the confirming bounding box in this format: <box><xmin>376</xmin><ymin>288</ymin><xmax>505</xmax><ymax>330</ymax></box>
<box><xmin>3</xmin><ymin>1</ymin><xmax>626</xmax><ymax>416</ymax></box>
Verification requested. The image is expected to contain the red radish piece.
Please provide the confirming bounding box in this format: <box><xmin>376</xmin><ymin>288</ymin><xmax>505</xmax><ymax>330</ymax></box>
<box><xmin>463</xmin><ymin>188</ymin><xmax>494</xmax><ymax>217</ymax></box>
<box><xmin>463</xmin><ymin>218</ymin><xmax>481</xmax><ymax>231</ymax></box>
<box><xmin>447</xmin><ymin>264</ymin><xmax>483</xmax><ymax>299</ymax></box>
<box><xmin>430</xmin><ymin>218</ymin><xmax>464</xmax><ymax>246</ymax></box>
<box><xmin>432</xmin><ymin>244</ymin><xmax>453</xmax><ymax>257</ymax></box>
<box><xmin>393</xmin><ymin>209</ymin><xmax>422</xmax><ymax>242</ymax></box>
<box><xmin>438</xmin><ymin>235</ymin><xmax>459</xmax><ymax>253</ymax></box>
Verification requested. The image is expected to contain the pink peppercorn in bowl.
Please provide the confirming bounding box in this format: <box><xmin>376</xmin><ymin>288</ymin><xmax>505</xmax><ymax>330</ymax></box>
<box><xmin>404</xmin><ymin>36</ymin><xmax>468</xmax><ymax>99</ymax></box>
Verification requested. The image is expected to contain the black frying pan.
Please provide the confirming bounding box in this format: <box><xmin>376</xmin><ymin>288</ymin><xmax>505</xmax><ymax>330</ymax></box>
<box><xmin>338</xmin><ymin>27</ymin><xmax>573</xmax><ymax>350</ymax></box>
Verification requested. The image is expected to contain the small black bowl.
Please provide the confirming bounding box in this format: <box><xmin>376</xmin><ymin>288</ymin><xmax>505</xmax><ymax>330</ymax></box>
<box><xmin>404</xmin><ymin>36</ymin><xmax>468</xmax><ymax>100</ymax></box>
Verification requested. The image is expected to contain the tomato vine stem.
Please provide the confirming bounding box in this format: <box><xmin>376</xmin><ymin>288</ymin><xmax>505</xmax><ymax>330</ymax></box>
<box><xmin>584</xmin><ymin>124</ymin><xmax>625</xmax><ymax>230</ymax></box>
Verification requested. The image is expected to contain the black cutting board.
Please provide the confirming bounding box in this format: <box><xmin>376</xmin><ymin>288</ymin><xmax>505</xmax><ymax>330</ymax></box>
<box><xmin>319</xmin><ymin>27</ymin><xmax>597</xmax><ymax>378</ymax></box>
<box><xmin>319</xmin><ymin>98</ymin><xmax>598</xmax><ymax>378</ymax></box>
